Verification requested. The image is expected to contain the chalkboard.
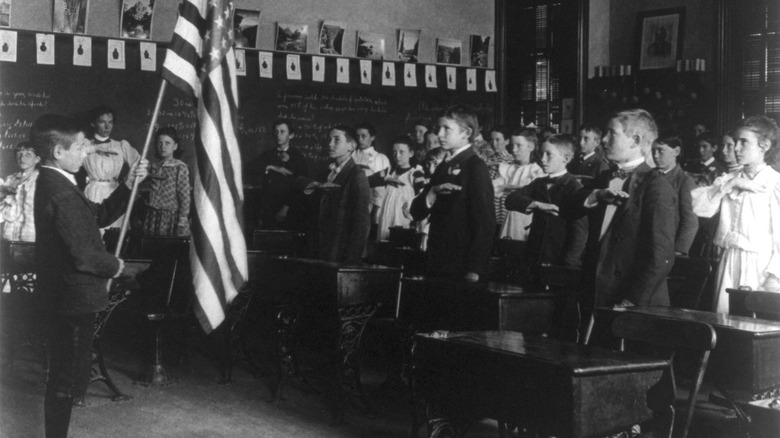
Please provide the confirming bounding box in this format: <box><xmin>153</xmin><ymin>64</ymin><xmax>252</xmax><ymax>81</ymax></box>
<box><xmin>0</xmin><ymin>31</ymin><xmax>497</xmax><ymax>179</ymax></box>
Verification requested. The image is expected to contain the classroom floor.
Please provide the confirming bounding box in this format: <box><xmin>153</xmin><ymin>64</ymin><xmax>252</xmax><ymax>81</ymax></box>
<box><xmin>0</xmin><ymin>309</ymin><xmax>500</xmax><ymax>438</ymax></box>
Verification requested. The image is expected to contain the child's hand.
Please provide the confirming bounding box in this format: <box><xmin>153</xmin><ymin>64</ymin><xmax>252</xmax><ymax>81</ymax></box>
<box><xmin>125</xmin><ymin>158</ymin><xmax>149</xmax><ymax>189</ymax></box>
<box><xmin>595</xmin><ymin>188</ymin><xmax>629</xmax><ymax>205</ymax></box>
<box><xmin>267</xmin><ymin>165</ymin><xmax>293</xmax><ymax>176</ymax></box>
<box><xmin>318</xmin><ymin>182</ymin><xmax>341</xmax><ymax>190</ymax></box>
<box><xmin>402</xmin><ymin>202</ymin><xmax>411</xmax><ymax>219</ymax></box>
<box><xmin>464</xmin><ymin>272</ymin><xmax>479</xmax><ymax>283</ymax></box>
<box><xmin>530</xmin><ymin>201</ymin><xmax>559</xmax><ymax>216</ymax></box>
<box><xmin>432</xmin><ymin>183</ymin><xmax>461</xmax><ymax>195</ymax></box>
<box><xmin>727</xmin><ymin>177</ymin><xmax>766</xmax><ymax>194</ymax></box>
<box><xmin>385</xmin><ymin>176</ymin><xmax>405</xmax><ymax>187</ymax></box>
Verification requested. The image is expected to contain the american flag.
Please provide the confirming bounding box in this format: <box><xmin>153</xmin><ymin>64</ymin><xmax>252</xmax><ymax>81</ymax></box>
<box><xmin>162</xmin><ymin>0</ymin><xmax>247</xmax><ymax>333</ymax></box>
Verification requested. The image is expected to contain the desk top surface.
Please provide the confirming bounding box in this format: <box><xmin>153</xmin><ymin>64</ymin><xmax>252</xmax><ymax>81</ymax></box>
<box><xmin>402</xmin><ymin>276</ymin><xmax>555</xmax><ymax>297</ymax></box>
<box><xmin>598</xmin><ymin>306</ymin><xmax>780</xmax><ymax>337</ymax></box>
<box><xmin>415</xmin><ymin>331</ymin><xmax>669</xmax><ymax>376</ymax></box>
<box><xmin>260</xmin><ymin>256</ymin><xmax>402</xmax><ymax>273</ymax></box>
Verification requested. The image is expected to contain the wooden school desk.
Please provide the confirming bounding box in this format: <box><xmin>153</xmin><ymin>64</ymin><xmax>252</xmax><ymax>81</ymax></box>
<box><xmin>411</xmin><ymin>331</ymin><xmax>670</xmax><ymax>438</ymax></box>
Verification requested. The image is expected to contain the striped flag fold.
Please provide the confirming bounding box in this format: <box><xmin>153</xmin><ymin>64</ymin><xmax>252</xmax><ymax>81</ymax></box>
<box><xmin>162</xmin><ymin>0</ymin><xmax>247</xmax><ymax>333</ymax></box>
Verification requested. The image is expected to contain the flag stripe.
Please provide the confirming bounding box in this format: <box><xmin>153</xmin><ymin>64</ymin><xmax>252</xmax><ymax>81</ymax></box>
<box><xmin>162</xmin><ymin>0</ymin><xmax>247</xmax><ymax>333</ymax></box>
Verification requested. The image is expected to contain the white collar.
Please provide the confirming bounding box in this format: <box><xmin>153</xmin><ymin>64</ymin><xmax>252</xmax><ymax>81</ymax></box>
<box><xmin>547</xmin><ymin>169</ymin><xmax>568</xmax><ymax>178</ymax></box>
<box><xmin>42</xmin><ymin>165</ymin><xmax>77</xmax><ymax>186</ymax></box>
<box><xmin>447</xmin><ymin>144</ymin><xmax>471</xmax><ymax>161</ymax></box>
<box><xmin>582</xmin><ymin>151</ymin><xmax>596</xmax><ymax>160</ymax></box>
<box><xmin>702</xmin><ymin>157</ymin><xmax>715</xmax><ymax>166</ymax></box>
<box><xmin>356</xmin><ymin>147</ymin><xmax>376</xmax><ymax>156</ymax></box>
<box><xmin>276</xmin><ymin>144</ymin><xmax>290</xmax><ymax>152</ymax></box>
<box><xmin>617</xmin><ymin>157</ymin><xmax>646</xmax><ymax>169</ymax></box>
<box><xmin>94</xmin><ymin>135</ymin><xmax>110</xmax><ymax>142</ymax></box>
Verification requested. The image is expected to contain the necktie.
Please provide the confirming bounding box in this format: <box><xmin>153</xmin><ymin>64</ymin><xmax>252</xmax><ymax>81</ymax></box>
<box><xmin>610</xmin><ymin>166</ymin><xmax>637</xmax><ymax>179</ymax></box>
<box><xmin>327</xmin><ymin>163</ymin><xmax>338</xmax><ymax>183</ymax></box>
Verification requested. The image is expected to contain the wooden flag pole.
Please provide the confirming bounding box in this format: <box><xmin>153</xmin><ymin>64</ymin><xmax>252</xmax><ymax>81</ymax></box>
<box><xmin>107</xmin><ymin>79</ymin><xmax>168</xmax><ymax>289</ymax></box>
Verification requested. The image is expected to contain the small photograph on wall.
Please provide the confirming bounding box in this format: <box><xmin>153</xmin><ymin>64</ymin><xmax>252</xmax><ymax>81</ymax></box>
<box><xmin>319</xmin><ymin>21</ymin><xmax>345</xmax><ymax>55</ymax></box>
<box><xmin>470</xmin><ymin>34</ymin><xmax>490</xmax><ymax>68</ymax></box>
<box><xmin>636</xmin><ymin>7</ymin><xmax>684</xmax><ymax>70</ymax></box>
<box><xmin>120</xmin><ymin>0</ymin><xmax>154</xmax><ymax>40</ymax></box>
<box><xmin>276</xmin><ymin>23</ymin><xmax>308</xmax><ymax>53</ymax></box>
<box><xmin>233</xmin><ymin>9</ymin><xmax>260</xmax><ymax>48</ymax></box>
<box><xmin>356</xmin><ymin>31</ymin><xmax>385</xmax><ymax>60</ymax></box>
<box><xmin>53</xmin><ymin>0</ymin><xmax>89</xmax><ymax>34</ymax></box>
<box><xmin>397</xmin><ymin>29</ymin><xmax>420</xmax><ymax>63</ymax></box>
<box><xmin>436</xmin><ymin>38</ymin><xmax>461</xmax><ymax>65</ymax></box>
<box><xmin>0</xmin><ymin>0</ymin><xmax>12</xmax><ymax>28</ymax></box>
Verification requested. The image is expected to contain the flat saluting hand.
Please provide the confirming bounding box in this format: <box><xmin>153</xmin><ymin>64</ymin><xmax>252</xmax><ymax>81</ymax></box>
<box><xmin>726</xmin><ymin>177</ymin><xmax>767</xmax><ymax>194</ymax></box>
<box><xmin>528</xmin><ymin>201</ymin><xmax>559</xmax><ymax>216</ymax></box>
<box><xmin>432</xmin><ymin>183</ymin><xmax>462</xmax><ymax>195</ymax></box>
<box><xmin>267</xmin><ymin>165</ymin><xmax>293</xmax><ymax>176</ymax></box>
<box><xmin>595</xmin><ymin>188</ymin><xmax>629</xmax><ymax>205</ymax></box>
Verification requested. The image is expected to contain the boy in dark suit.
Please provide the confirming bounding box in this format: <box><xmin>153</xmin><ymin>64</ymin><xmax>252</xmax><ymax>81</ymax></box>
<box><xmin>567</xmin><ymin>124</ymin><xmax>610</xmax><ymax>179</ymax></box>
<box><xmin>650</xmin><ymin>131</ymin><xmax>698</xmax><ymax>255</ymax></box>
<box><xmin>410</xmin><ymin>105</ymin><xmax>495</xmax><ymax>282</ymax></box>
<box><xmin>562</xmin><ymin>109</ymin><xmax>677</xmax><ymax>341</ymax></box>
<box><xmin>505</xmin><ymin>134</ymin><xmax>587</xmax><ymax>272</ymax></box>
<box><xmin>303</xmin><ymin>125</ymin><xmax>370</xmax><ymax>264</ymax></box>
<box><xmin>32</xmin><ymin>114</ymin><xmax>148</xmax><ymax>438</ymax></box>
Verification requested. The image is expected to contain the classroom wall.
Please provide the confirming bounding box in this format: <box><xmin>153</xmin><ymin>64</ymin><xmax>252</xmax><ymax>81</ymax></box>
<box><xmin>588</xmin><ymin>0</ymin><xmax>716</xmax><ymax>77</ymax></box>
<box><xmin>7</xmin><ymin>0</ymin><xmax>495</xmax><ymax>67</ymax></box>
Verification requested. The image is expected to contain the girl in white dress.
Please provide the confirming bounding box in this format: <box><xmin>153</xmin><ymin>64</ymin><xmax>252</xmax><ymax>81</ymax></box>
<box><xmin>376</xmin><ymin>138</ymin><xmax>424</xmax><ymax>241</ymax></box>
<box><xmin>498</xmin><ymin>129</ymin><xmax>544</xmax><ymax>240</ymax></box>
<box><xmin>692</xmin><ymin>116</ymin><xmax>780</xmax><ymax>313</ymax></box>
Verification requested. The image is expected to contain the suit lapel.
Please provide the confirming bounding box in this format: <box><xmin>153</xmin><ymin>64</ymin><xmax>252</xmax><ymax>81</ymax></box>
<box><xmin>611</xmin><ymin>162</ymin><xmax>651</xmax><ymax>226</ymax></box>
<box><xmin>332</xmin><ymin>158</ymin><xmax>355</xmax><ymax>187</ymax></box>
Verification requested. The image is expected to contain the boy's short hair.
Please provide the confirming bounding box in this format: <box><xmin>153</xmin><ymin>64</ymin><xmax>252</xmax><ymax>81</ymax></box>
<box><xmin>612</xmin><ymin>109</ymin><xmax>658</xmax><ymax>148</ymax></box>
<box><xmin>578</xmin><ymin>123</ymin><xmax>602</xmax><ymax>138</ymax></box>
<box><xmin>490</xmin><ymin>125</ymin><xmax>511</xmax><ymax>140</ymax></box>
<box><xmin>90</xmin><ymin>105</ymin><xmax>115</xmax><ymax>122</ymax></box>
<box><xmin>735</xmin><ymin>115</ymin><xmax>780</xmax><ymax>149</ymax></box>
<box><xmin>355</xmin><ymin>122</ymin><xmax>377</xmax><ymax>137</ymax></box>
<box><xmin>14</xmin><ymin>141</ymin><xmax>38</xmax><ymax>155</ymax></box>
<box><xmin>412</xmin><ymin>119</ymin><xmax>429</xmax><ymax>130</ymax></box>
<box><xmin>655</xmin><ymin>129</ymin><xmax>683</xmax><ymax>150</ymax></box>
<box><xmin>509</xmin><ymin>128</ymin><xmax>539</xmax><ymax>150</ymax></box>
<box><xmin>544</xmin><ymin>133</ymin><xmax>575</xmax><ymax>158</ymax></box>
<box><xmin>390</xmin><ymin>136</ymin><xmax>413</xmax><ymax>150</ymax></box>
<box><xmin>272</xmin><ymin>119</ymin><xmax>295</xmax><ymax>134</ymax></box>
<box><xmin>425</xmin><ymin>146</ymin><xmax>446</xmax><ymax>162</ymax></box>
<box><xmin>31</xmin><ymin>114</ymin><xmax>83</xmax><ymax>161</ymax></box>
<box><xmin>442</xmin><ymin>105</ymin><xmax>479</xmax><ymax>142</ymax></box>
<box><xmin>330</xmin><ymin>124</ymin><xmax>358</xmax><ymax>144</ymax></box>
<box><xmin>695</xmin><ymin>132</ymin><xmax>720</xmax><ymax>148</ymax></box>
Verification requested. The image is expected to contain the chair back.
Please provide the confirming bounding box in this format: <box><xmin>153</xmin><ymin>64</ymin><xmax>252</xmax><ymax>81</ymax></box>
<box><xmin>667</xmin><ymin>256</ymin><xmax>712</xmax><ymax>310</ymax></box>
<box><xmin>612</xmin><ymin>313</ymin><xmax>717</xmax><ymax>438</ymax></box>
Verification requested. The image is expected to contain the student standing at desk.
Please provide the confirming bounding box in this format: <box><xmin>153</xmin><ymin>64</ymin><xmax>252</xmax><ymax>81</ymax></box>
<box><xmin>32</xmin><ymin>114</ymin><xmax>148</xmax><ymax>438</ymax></box>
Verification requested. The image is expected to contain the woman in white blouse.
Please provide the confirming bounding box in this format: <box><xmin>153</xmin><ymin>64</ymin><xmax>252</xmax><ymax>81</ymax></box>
<box><xmin>692</xmin><ymin>116</ymin><xmax>780</xmax><ymax>313</ymax></box>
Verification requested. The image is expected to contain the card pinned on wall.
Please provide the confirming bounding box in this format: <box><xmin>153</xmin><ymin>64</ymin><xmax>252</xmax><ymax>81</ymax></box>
<box><xmin>359</xmin><ymin>59</ymin><xmax>371</xmax><ymax>85</ymax></box>
<box><xmin>424</xmin><ymin>65</ymin><xmax>437</xmax><ymax>88</ymax></box>
<box><xmin>235</xmin><ymin>49</ymin><xmax>246</xmax><ymax>76</ymax></box>
<box><xmin>336</xmin><ymin>58</ymin><xmax>349</xmax><ymax>83</ymax></box>
<box><xmin>0</xmin><ymin>30</ymin><xmax>18</xmax><ymax>63</ymax></box>
<box><xmin>466</xmin><ymin>69</ymin><xmax>477</xmax><ymax>91</ymax></box>
<box><xmin>73</xmin><ymin>35</ymin><xmax>91</xmax><ymax>66</ymax></box>
<box><xmin>286</xmin><ymin>54</ymin><xmax>301</xmax><ymax>80</ymax></box>
<box><xmin>312</xmin><ymin>55</ymin><xmax>325</xmax><ymax>82</ymax></box>
<box><xmin>381</xmin><ymin>62</ymin><xmax>395</xmax><ymax>86</ymax></box>
<box><xmin>140</xmin><ymin>42</ymin><xmax>156</xmax><ymax>71</ymax></box>
<box><xmin>446</xmin><ymin>67</ymin><xmax>456</xmax><ymax>90</ymax></box>
<box><xmin>107</xmin><ymin>39</ymin><xmax>125</xmax><ymax>69</ymax></box>
<box><xmin>258</xmin><ymin>52</ymin><xmax>272</xmax><ymax>78</ymax></box>
<box><xmin>485</xmin><ymin>70</ymin><xmax>497</xmax><ymax>92</ymax></box>
<box><xmin>403</xmin><ymin>63</ymin><xmax>416</xmax><ymax>87</ymax></box>
<box><xmin>36</xmin><ymin>33</ymin><xmax>55</xmax><ymax>65</ymax></box>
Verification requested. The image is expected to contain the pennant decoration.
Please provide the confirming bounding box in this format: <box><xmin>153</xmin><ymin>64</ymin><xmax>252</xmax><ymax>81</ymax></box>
<box><xmin>0</xmin><ymin>30</ymin><xmax>18</xmax><ymax>63</ymax></box>
<box><xmin>161</xmin><ymin>0</ymin><xmax>247</xmax><ymax>333</ymax></box>
<box><xmin>424</xmin><ymin>65</ymin><xmax>437</xmax><ymax>88</ymax></box>
<box><xmin>336</xmin><ymin>58</ymin><xmax>349</xmax><ymax>83</ymax></box>
<box><xmin>381</xmin><ymin>62</ymin><xmax>395</xmax><ymax>86</ymax></box>
<box><xmin>359</xmin><ymin>59</ymin><xmax>371</xmax><ymax>85</ymax></box>
<box><xmin>140</xmin><ymin>41</ymin><xmax>156</xmax><ymax>71</ymax></box>
<box><xmin>258</xmin><ymin>51</ymin><xmax>272</xmax><ymax>78</ymax></box>
<box><xmin>466</xmin><ymin>68</ymin><xmax>477</xmax><ymax>91</ymax></box>
<box><xmin>286</xmin><ymin>54</ymin><xmax>301</xmax><ymax>80</ymax></box>
<box><xmin>235</xmin><ymin>48</ymin><xmax>246</xmax><ymax>76</ymax></box>
<box><xmin>36</xmin><ymin>33</ymin><xmax>55</xmax><ymax>65</ymax></box>
<box><xmin>485</xmin><ymin>69</ymin><xmax>497</xmax><ymax>92</ymax></box>
<box><xmin>312</xmin><ymin>55</ymin><xmax>325</xmax><ymax>82</ymax></box>
<box><xmin>446</xmin><ymin>67</ymin><xmax>456</xmax><ymax>90</ymax></box>
<box><xmin>403</xmin><ymin>63</ymin><xmax>416</xmax><ymax>87</ymax></box>
<box><xmin>107</xmin><ymin>39</ymin><xmax>126</xmax><ymax>69</ymax></box>
<box><xmin>73</xmin><ymin>36</ymin><xmax>91</xmax><ymax>67</ymax></box>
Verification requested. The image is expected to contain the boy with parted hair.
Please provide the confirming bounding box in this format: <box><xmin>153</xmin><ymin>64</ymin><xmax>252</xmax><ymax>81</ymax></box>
<box><xmin>505</xmin><ymin>133</ymin><xmax>587</xmax><ymax>271</ymax></box>
<box><xmin>568</xmin><ymin>123</ymin><xmax>609</xmax><ymax>179</ymax></box>
<box><xmin>32</xmin><ymin>114</ymin><xmax>148</xmax><ymax>438</ymax></box>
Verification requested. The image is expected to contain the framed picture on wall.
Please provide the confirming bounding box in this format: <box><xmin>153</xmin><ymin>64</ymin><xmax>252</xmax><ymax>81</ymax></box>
<box><xmin>319</xmin><ymin>20</ymin><xmax>345</xmax><ymax>55</ymax></box>
<box><xmin>275</xmin><ymin>23</ymin><xmax>308</xmax><ymax>53</ymax></box>
<box><xmin>356</xmin><ymin>31</ymin><xmax>385</xmax><ymax>60</ymax></box>
<box><xmin>0</xmin><ymin>0</ymin><xmax>10</xmax><ymax>28</ymax></box>
<box><xmin>636</xmin><ymin>7</ymin><xmax>684</xmax><ymax>71</ymax></box>
<box><xmin>52</xmin><ymin>0</ymin><xmax>89</xmax><ymax>34</ymax></box>
<box><xmin>397</xmin><ymin>29</ymin><xmax>420</xmax><ymax>63</ymax></box>
<box><xmin>120</xmin><ymin>0</ymin><xmax>154</xmax><ymax>39</ymax></box>
<box><xmin>436</xmin><ymin>38</ymin><xmax>461</xmax><ymax>65</ymax></box>
<box><xmin>233</xmin><ymin>8</ymin><xmax>261</xmax><ymax>49</ymax></box>
<box><xmin>469</xmin><ymin>34</ymin><xmax>490</xmax><ymax>68</ymax></box>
